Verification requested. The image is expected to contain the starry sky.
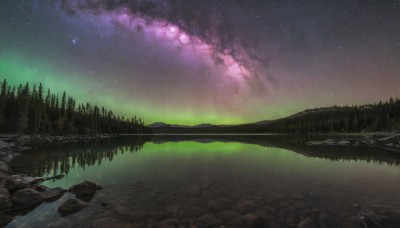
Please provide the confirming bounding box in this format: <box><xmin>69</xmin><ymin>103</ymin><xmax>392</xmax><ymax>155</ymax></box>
<box><xmin>1</xmin><ymin>0</ymin><xmax>400</xmax><ymax>125</ymax></box>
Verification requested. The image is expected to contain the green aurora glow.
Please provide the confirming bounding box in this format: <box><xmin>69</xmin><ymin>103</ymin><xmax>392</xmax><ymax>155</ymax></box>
<box><xmin>1</xmin><ymin>51</ymin><xmax>304</xmax><ymax>125</ymax></box>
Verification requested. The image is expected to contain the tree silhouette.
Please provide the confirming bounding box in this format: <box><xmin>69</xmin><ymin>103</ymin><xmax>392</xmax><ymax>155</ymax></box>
<box><xmin>0</xmin><ymin>79</ymin><xmax>149</xmax><ymax>135</ymax></box>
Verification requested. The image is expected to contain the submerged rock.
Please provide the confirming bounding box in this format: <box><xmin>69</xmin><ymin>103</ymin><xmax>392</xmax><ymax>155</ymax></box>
<box><xmin>196</xmin><ymin>214</ymin><xmax>222</xmax><ymax>227</ymax></box>
<box><xmin>217</xmin><ymin>210</ymin><xmax>240</xmax><ymax>222</ymax></box>
<box><xmin>58</xmin><ymin>198</ymin><xmax>88</xmax><ymax>216</ymax></box>
<box><xmin>297</xmin><ymin>218</ymin><xmax>317</xmax><ymax>228</ymax></box>
<box><xmin>207</xmin><ymin>198</ymin><xmax>233</xmax><ymax>211</ymax></box>
<box><xmin>233</xmin><ymin>200</ymin><xmax>258</xmax><ymax>214</ymax></box>
<box><xmin>69</xmin><ymin>181</ymin><xmax>101</xmax><ymax>202</ymax></box>
<box><xmin>92</xmin><ymin>217</ymin><xmax>133</xmax><ymax>228</ymax></box>
<box><xmin>188</xmin><ymin>184</ymin><xmax>202</xmax><ymax>197</ymax></box>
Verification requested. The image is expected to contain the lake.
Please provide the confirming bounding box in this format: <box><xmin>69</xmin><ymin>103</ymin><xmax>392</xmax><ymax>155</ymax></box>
<box><xmin>6</xmin><ymin>135</ymin><xmax>400</xmax><ymax>227</ymax></box>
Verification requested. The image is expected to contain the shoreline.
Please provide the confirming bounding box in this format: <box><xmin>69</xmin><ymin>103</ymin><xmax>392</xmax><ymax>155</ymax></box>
<box><xmin>1</xmin><ymin>132</ymin><xmax>399</xmax><ymax>160</ymax></box>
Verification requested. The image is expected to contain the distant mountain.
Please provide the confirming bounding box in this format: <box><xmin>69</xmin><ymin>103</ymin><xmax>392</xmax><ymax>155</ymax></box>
<box><xmin>149</xmin><ymin>122</ymin><xmax>170</xmax><ymax>128</ymax></box>
<box><xmin>149</xmin><ymin>122</ymin><xmax>217</xmax><ymax>130</ymax></box>
<box><xmin>149</xmin><ymin>97</ymin><xmax>400</xmax><ymax>134</ymax></box>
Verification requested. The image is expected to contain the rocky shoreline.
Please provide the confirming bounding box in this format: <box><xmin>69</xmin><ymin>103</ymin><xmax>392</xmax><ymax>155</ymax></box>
<box><xmin>0</xmin><ymin>134</ymin><xmax>106</xmax><ymax>226</ymax></box>
<box><xmin>0</xmin><ymin>134</ymin><xmax>116</xmax><ymax>162</ymax></box>
<box><xmin>0</xmin><ymin>159</ymin><xmax>102</xmax><ymax>226</ymax></box>
<box><xmin>306</xmin><ymin>133</ymin><xmax>400</xmax><ymax>152</ymax></box>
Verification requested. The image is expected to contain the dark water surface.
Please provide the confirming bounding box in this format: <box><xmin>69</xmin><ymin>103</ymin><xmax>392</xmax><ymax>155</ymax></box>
<box><xmin>6</xmin><ymin>135</ymin><xmax>400</xmax><ymax>227</ymax></box>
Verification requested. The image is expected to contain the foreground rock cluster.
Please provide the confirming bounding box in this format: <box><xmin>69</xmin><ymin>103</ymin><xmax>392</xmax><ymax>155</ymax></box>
<box><xmin>0</xmin><ymin>157</ymin><xmax>101</xmax><ymax>226</ymax></box>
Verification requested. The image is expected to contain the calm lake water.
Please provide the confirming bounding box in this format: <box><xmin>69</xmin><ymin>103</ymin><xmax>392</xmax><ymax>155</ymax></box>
<box><xmin>6</xmin><ymin>135</ymin><xmax>400</xmax><ymax>227</ymax></box>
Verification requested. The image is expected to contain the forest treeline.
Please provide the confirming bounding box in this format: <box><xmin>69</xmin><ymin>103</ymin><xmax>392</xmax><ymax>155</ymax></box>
<box><xmin>252</xmin><ymin>98</ymin><xmax>400</xmax><ymax>133</ymax></box>
<box><xmin>0</xmin><ymin>79</ymin><xmax>149</xmax><ymax>134</ymax></box>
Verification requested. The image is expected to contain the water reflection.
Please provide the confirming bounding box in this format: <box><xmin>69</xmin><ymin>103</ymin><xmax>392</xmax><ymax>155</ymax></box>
<box><xmin>6</xmin><ymin>135</ymin><xmax>400</xmax><ymax>228</ymax></box>
<box><xmin>10</xmin><ymin>135</ymin><xmax>400</xmax><ymax>178</ymax></box>
<box><xmin>11</xmin><ymin>136</ymin><xmax>149</xmax><ymax>177</ymax></box>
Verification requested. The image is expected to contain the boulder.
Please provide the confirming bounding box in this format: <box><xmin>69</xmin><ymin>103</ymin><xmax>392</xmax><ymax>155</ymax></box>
<box><xmin>0</xmin><ymin>187</ymin><xmax>10</xmax><ymax>199</ymax></box>
<box><xmin>0</xmin><ymin>195</ymin><xmax>11</xmax><ymax>210</ymax></box>
<box><xmin>69</xmin><ymin>181</ymin><xmax>101</xmax><ymax>202</ymax></box>
<box><xmin>0</xmin><ymin>172</ymin><xmax>8</xmax><ymax>181</ymax></box>
<box><xmin>41</xmin><ymin>187</ymin><xmax>67</xmax><ymax>201</ymax></box>
<box><xmin>6</xmin><ymin>175</ymin><xmax>44</xmax><ymax>190</ymax></box>
<box><xmin>12</xmin><ymin>188</ymin><xmax>43</xmax><ymax>210</ymax></box>
<box><xmin>0</xmin><ymin>161</ymin><xmax>10</xmax><ymax>173</ymax></box>
<box><xmin>58</xmin><ymin>198</ymin><xmax>88</xmax><ymax>216</ymax></box>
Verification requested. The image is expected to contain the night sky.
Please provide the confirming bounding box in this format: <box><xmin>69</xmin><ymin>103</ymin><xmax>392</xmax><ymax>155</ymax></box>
<box><xmin>1</xmin><ymin>0</ymin><xmax>400</xmax><ymax>125</ymax></box>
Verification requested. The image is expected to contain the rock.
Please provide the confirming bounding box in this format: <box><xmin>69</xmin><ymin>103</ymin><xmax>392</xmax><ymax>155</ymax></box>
<box><xmin>286</xmin><ymin>217</ymin><xmax>297</xmax><ymax>227</ymax></box>
<box><xmin>240</xmin><ymin>213</ymin><xmax>259</xmax><ymax>226</ymax></box>
<box><xmin>290</xmin><ymin>193</ymin><xmax>305</xmax><ymax>200</ymax></box>
<box><xmin>92</xmin><ymin>217</ymin><xmax>134</xmax><ymax>228</ymax></box>
<box><xmin>111</xmin><ymin>204</ymin><xmax>148</xmax><ymax>220</ymax></box>
<box><xmin>44</xmin><ymin>174</ymin><xmax>65</xmax><ymax>181</ymax></box>
<box><xmin>5</xmin><ymin>175</ymin><xmax>44</xmax><ymax>190</ymax></box>
<box><xmin>41</xmin><ymin>187</ymin><xmax>67</xmax><ymax>201</ymax></box>
<box><xmin>188</xmin><ymin>184</ymin><xmax>202</xmax><ymax>197</ymax></box>
<box><xmin>317</xmin><ymin>212</ymin><xmax>335</xmax><ymax>226</ymax></box>
<box><xmin>338</xmin><ymin>140</ymin><xmax>351</xmax><ymax>145</ymax></box>
<box><xmin>217</xmin><ymin>210</ymin><xmax>240</xmax><ymax>222</ymax></box>
<box><xmin>233</xmin><ymin>200</ymin><xmax>258</xmax><ymax>214</ymax></box>
<box><xmin>0</xmin><ymin>187</ymin><xmax>10</xmax><ymax>198</ymax></box>
<box><xmin>165</xmin><ymin>204</ymin><xmax>181</xmax><ymax>215</ymax></box>
<box><xmin>0</xmin><ymin>161</ymin><xmax>10</xmax><ymax>173</ymax></box>
<box><xmin>297</xmin><ymin>218</ymin><xmax>317</xmax><ymax>228</ymax></box>
<box><xmin>0</xmin><ymin>195</ymin><xmax>11</xmax><ymax>210</ymax></box>
<box><xmin>0</xmin><ymin>172</ymin><xmax>8</xmax><ymax>181</ymax></box>
<box><xmin>185</xmin><ymin>206</ymin><xmax>205</xmax><ymax>218</ymax></box>
<box><xmin>58</xmin><ymin>198</ymin><xmax>88</xmax><ymax>216</ymax></box>
<box><xmin>207</xmin><ymin>198</ymin><xmax>232</xmax><ymax>211</ymax></box>
<box><xmin>69</xmin><ymin>181</ymin><xmax>101</xmax><ymax>202</ymax></box>
<box><xmin>159</xmin><ymin>218</ymin><xmax>180</xmax><ymax>227</ymax></box>
<box><xmin>32</xmin><ymin>185</ymin><xmax>50</xmax><ymax>192</ymax></box>
<box><xmin>12</xmin><ymin>188</ymin><xmax>43</xmax><ymax>210</ymax></box>
<box><xmin>358</xmin><ymin>206</ymin><xmax>400</xmax><ymax>227</ymax></box>
<box><xmin>196</xmin><ymin>214</ymin><xmax>222</xmax><ymax>227</ymax></box>
<box><xmin>293</xmin><ymin>201</ymin><xmax>308</xmax><ymax>210</ymax></box>
<box><xmin>150</xmin><ymin>210</ymin><xmax>170</xmax><ymax>220</ymax></box>
<box><xmin>254</xmin><ymin>210</ymin><xmax>274</xmax><ymax>220</ymax></box>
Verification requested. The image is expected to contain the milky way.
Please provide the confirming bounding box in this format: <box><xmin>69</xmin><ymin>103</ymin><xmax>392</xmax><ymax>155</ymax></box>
<box><xmin>1</xmin><ymin>0</ymin><xmax>400</xmax><ymax>124</ymax></box>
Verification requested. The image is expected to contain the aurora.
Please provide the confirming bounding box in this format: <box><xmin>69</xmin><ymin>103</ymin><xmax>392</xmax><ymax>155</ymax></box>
<box><xmin>1</xmin><ymin>0</ymin><xmax>400</xmax><ymax>125</ymax></box>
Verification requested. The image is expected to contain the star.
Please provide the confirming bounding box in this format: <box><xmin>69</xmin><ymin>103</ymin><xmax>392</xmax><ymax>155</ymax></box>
<box><xmin>71</xmin><ymin>38</ymin><xmax>79</xmax><ymax>45</ymax></box>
